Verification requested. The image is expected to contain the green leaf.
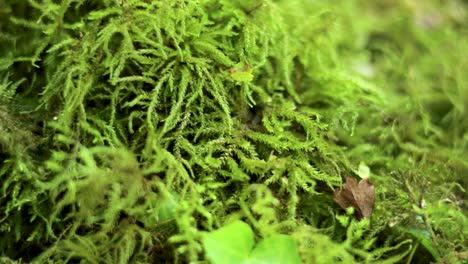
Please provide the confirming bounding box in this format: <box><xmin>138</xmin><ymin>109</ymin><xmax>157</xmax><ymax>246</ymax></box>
<box><xmin>248</xmin><ymin>235</ymin><xmax>302</xmax><ymax>264</ymax></box>
<box><xmin>356</xmin><ymin>162</ymin><xmax>370</xmax><ymax>179</ymax></box>
<box><xmin>157</xmin><ymin>192</ymin><xmax>179</xmax><ymax>222</ymax></box>
<box><xmin>203</xmin><ymin>221</ymin><xmax>255</xmax><ymax>264</ymax></box>
<box><xmin>229</xmin><ymin>62</ymin><xmax>254</xmax><ymax>83</ymax></box>
<box><xmin>398</xmin><ymin>226</ymin><xmax>440</xmax><ymax>259</ymax></box>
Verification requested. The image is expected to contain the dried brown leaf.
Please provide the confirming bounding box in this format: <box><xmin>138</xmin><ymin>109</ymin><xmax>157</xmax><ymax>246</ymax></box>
<box><xmin>333</xmin><ymin>176</ymin><xmax>375</xmax><ymax>219</ymax></box>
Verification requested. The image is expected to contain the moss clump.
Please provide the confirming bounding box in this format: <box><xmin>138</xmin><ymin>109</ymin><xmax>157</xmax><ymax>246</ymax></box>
<box><xmin>1</xmin><ymin>0</ymin><xmax>466</xmax><ymax>263</ymax></box>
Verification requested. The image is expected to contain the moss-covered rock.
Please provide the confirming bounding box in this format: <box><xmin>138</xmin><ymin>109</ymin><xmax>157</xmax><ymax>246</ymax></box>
<box><xmin>0</xmin><ymin>0</ymin><xmax>466</xmax><ymax>263</ymax></box>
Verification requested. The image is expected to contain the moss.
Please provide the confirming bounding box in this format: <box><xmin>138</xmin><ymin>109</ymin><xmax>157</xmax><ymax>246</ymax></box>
<box><xmin>0</xmin><ymin>0</ymin><xmax>466</xmax><ymax>263</ymax></box>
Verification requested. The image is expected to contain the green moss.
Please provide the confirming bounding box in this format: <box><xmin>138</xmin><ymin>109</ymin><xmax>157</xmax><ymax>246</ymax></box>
<box><xmin>1</xmin><ymin>0</ymin><xmax>466</xmax><ymax>263</ymax></box>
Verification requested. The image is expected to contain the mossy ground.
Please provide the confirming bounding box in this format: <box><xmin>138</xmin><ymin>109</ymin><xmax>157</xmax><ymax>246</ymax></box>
<box><xmin>0</xmin><ymin>0</ymin><xmax>466</xmax><ymax>263</ymax></box>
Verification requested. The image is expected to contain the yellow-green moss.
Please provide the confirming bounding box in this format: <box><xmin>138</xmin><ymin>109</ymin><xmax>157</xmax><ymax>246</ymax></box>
<box><xmin>0</xmin><ymin>0</ymin><xmax>466</xmax><ymax>263</ymax></box>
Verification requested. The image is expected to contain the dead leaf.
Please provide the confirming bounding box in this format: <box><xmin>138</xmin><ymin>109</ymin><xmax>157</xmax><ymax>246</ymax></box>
<box><xmin>333</xmin><ymin>176</ymin><xmax>375</xmax><ymax>219</ymax></box>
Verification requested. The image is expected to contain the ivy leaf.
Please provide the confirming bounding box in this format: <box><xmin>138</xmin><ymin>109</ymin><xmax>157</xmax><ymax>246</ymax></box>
<box><xmin>202</xmin><ymin>220</ymin><xmax>255</xmax><ymax>264</ymax></box>
<box><xmin>333</xmin><ymin>176</ymin><xmax>375</xmax><ymax>219</ymax></box>
<box><xmin>248</xmin><ymin>235</ymin><xmax>302</xmax><ymax>264</ymax></box>
<box><xmin>203</xmin><ymin>221</ymin><xmax>302</xmax><ymax>264</ymax></box>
